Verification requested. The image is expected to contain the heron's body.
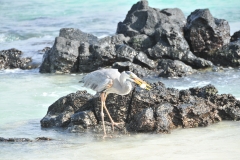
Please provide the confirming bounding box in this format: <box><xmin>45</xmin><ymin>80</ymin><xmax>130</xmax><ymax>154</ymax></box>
<box><xmin>83</xmin><ymin>69</ymin><xmax>132</xmax><ymax>95</ymax></box>
<box><xmin>82</xmin><ymin>68</ymin><xmax>151</xmax><ymax>137</ymax></box>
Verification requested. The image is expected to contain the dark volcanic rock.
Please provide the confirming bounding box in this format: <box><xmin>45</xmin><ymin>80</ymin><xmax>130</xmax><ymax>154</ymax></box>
<box><xmin>135</xmin><ymin>51</ymin><xmax>156</xmax><ymax>69</ymax></box>
<box><xmin>231</xmin><ymin>30</ymin><xmax>240</xmax><ymax>42</ymax></box>
<box><xmin>155</xmin><ymin>103</ymin><xmax>173</xmax><ymax>133</ymax></box>
<box><xmin>98</xmin><ymin>34</ymin><xmax>130</xmax><ymax>45</ymax></box>
<box><xmin>40</xmin><ymin>28</ymin><xmax>99</xmax><ymax>73</ymax></box>
<box><xmin>128</xmin><ymin>107</ymin><xmax>155</xmax><ymax>132</ymax></box>
<box><xmin>0</xmin><ymin>48</ymin><xmax>33</xmax><ymax>70</ymax></box>
<box><xmin>0</xmin><ymin>137</ymin><xmax>32</xmax><ymax>142</ymax></box>
<box><xmin>35</xmin><ymin>137</ymin><xmax>53</xmax><ymax>141</ymax></box>
<box><xmin>116</xmin><ymin>45</ymin><xmax>138</xmax><ymax>62</ymax></box>
<box><xmin>94</xmin><ymin>93</ymin><xmax>132</xmax><ymax>123</ymax></box>
<box><xmin>158</xmin><ymin>59</ymin><xmax>196</xmax><ymax>77</ymax></box>
<box><xmin>147</xmin><ymin>40</ymin><xmax>213</xmax><ymax>68</ymax></box>
<box><xmin>78</xmin><ymin>42</ymin><xmax>99</xmax><ymax>73</ymax></box>
<box><xmin>59</xmin><ymin>28</ymin><xmax>98</xmax><ymax>44</ymax></box>
<box><xmin>128</xmin><ymin>34</ymin><xmax>154</xmax><ymax>52</ymax></box>
<box><xmin>41</xmin><ymin>81</ymin><xmax>240</xmax><ymax>135</ymax></box>
<box><xmin>210</xmin><ymin>94</ymin><xmax>240</xmax><ymax>120</ymax></box>
<box><xmin>70</xmin><ymin>110</ymin><xmax>97</xmax><ymax>127</ymax></box>
<box><xmin>117</xmin><ymin>0</ymin><xmax>212</xmax><ymax>69</ymax></box>
<box><xmin>184</xmin><ymin>9</ymin><xmax>231</xmax><ymax>58</ymax></box>
<box><xmin>212</xmin><ymin>40</ymin><xmax>240</xmax><ymax>67</ymax></box>
<box><xmin>189</xmin><ymin>84</ymin><xmax>218</xmax><ymax>99</ymax></box>
<box><xmin>117</xmin><ymin>1</ymin><xmax>186</xmax><ymax>37</ymax></box>
<box><xmin>78</xmin><ymin>34</ymin><xmax>131</xmax><ymax>73</ymax></box>
<box><xmin>39</xmin><ymin>37</ymin><xmax>80</xmax><ymax>73</ymax></box>
<box><xmin>68</xmin><ymin>110</ymin><xmax>98</xmax><ymax>132</ymax></box>
<box><xmin>0</xmin><ymin>137</ymin><xmax>53</xmax><ymax>142</ymax></box>
<box><xmin>40</xmin><ymin>90</ymin><xmax>93</xmax><ymax>127</ymax></box>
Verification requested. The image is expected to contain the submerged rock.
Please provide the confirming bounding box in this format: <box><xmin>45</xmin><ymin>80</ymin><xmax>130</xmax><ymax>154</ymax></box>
<box><xmin>0</xmin><ymin>137</ymin><xmax>53</xmax><ymax>142</ymax></box>
<box><xmin>0</xmin><ymin>137</ymin><xmax>32</xmax><ymax>142</ymax></box>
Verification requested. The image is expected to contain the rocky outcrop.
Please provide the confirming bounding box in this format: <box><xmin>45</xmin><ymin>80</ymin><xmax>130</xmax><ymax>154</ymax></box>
<box><xmin>40</xmin><ymin>28</ymin><xmax>99</xmax><ymax>73</ymax></box>
<box><xmin>38</xmin><ymin>0</ymin><xmax>212</xmax><ymax>77</ymax></box>
<box><xmin>0</xmin><ymin>48</ymin><xmax>33</xmax><ymax>70</ymax></box>
<box><xmin>117</xmin><ymin>0</ymin><xmax>213</xmax><ymax>69</ymax></box>
<box><xmin>184</xmin><ymin>9</ymin><xmax>231</xmax><ymax>58</ymax></box>
<box><xmin>39</xmin><ymin>0</ymin><xmax>239</xmax><ymax>76</ymax></box>
<box><xmin>40</xmin><ymin>82</ymin><xmax>240</xmax><ymax>135</ymax></box>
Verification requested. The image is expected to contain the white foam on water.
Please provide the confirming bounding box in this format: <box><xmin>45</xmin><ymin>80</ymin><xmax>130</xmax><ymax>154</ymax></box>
<box><xmin>0</xmin><ymin>35</ymin><xmax>54</xmax><ymax>64</ymax></box>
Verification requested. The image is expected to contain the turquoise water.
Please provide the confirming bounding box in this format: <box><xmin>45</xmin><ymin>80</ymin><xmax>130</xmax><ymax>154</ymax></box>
<box><xmin>0</xmin><ymin>0</ymin><xmax>240</xmax><ymax>159</ymax></box>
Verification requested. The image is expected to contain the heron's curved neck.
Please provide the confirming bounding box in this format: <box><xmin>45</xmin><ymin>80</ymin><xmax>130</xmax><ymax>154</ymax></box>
<box><xmin>119</xmin><ymin>73</ymin><xmax>132</xmax><ymax>95</ymax></box>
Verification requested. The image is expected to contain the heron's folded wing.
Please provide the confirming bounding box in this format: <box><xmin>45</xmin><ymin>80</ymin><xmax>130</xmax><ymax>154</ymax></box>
<box><xmin>83</xmin><ymin>71</ymin><xmax>111</xmax><ymax>92</ymax></box>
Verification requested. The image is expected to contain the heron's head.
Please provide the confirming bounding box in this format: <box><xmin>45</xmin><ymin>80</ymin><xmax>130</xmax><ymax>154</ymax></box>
<box><xmin>125</xmin><ymin>71</ymin><xmax>152</xmax><ymax>90</ymax></box>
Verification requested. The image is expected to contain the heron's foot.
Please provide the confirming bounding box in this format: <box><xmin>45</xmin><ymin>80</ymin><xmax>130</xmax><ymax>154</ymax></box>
<box><xmin>102</xmin><ymin>134</ymin><xmax>113</xmax><ymax>139</ymax></box>
<box><xmin>111</xmin><ymin>122</ymin><xmax>124</xmax><ymax>132</ymax></box>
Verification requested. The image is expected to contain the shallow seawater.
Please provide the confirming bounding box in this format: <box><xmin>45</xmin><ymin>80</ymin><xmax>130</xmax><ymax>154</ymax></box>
<box><xmin>1</xmin><ymin>0</ymin><xmax>240</xmax><ymax>159</ymax></box>
<box><xmin>0</xmin><ymin>68</ymin><xmax>240</xmax><ymax>159</ymax></box>
<box><xmin>1</xmin><ymin>121</ymin><xmax>240</xmax><ymax>160</ymax></box>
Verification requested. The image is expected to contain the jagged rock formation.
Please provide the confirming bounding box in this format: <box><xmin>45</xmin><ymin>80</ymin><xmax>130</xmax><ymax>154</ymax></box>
<box><xmin>40</xmin><ymin>83</ymin><xmax>240</xmax><ymax>135</ymax></box>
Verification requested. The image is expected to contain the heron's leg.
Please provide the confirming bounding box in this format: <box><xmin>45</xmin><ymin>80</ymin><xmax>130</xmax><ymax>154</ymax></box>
<box><xmin>100</xmin><ymin>93</ymin><xmax>107</xmax><ymax>137</ymax></box>
<box><xmin>102</xmin><ymin>93</ymin><xmax>121</xmax><ymax>133</ymax></box>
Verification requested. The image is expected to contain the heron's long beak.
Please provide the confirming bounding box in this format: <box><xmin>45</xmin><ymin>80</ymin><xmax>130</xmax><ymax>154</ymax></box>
<box><xmin>133</xmin><ymin>77</ymin><xmax>152</xmax><ymax>90</ymax></box>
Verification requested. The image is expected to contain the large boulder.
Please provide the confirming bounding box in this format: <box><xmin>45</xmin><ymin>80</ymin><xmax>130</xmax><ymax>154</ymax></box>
<box><xmin>40</xmin><ymin>28</ymin><xmax>98</xmax><ymax>73</ymax></box>
<box><xmin>184</xmin><ymin>9</ymin><xmax>231</xmax><ymax>58</ymax></box>
<box><xmin>0</xmin><ymin>48</ymin><xmax>33</xmax><ymax>70</ymax></box>
<box><xmin>39</xmin><ymin>37</ymin><xmax>80</xmax><ymax>73</ymax></box>
<box><xmin>117</xmin><ymin>0</ymin><xmax>186</xmax><ymax>38</ymax></box>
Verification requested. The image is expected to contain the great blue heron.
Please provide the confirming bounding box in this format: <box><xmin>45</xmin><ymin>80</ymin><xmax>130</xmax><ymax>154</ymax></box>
<box><xmin>83</xmin><ymin>68</ymin><xmax>151</xmax><ymax>137</ymax></box>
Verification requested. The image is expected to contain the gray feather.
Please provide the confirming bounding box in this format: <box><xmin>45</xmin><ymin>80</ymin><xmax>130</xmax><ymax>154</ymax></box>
<box><xmin>83</xmin><ymin>69</ymin><xmax>120</xmax><ymax>92</ymax></box>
